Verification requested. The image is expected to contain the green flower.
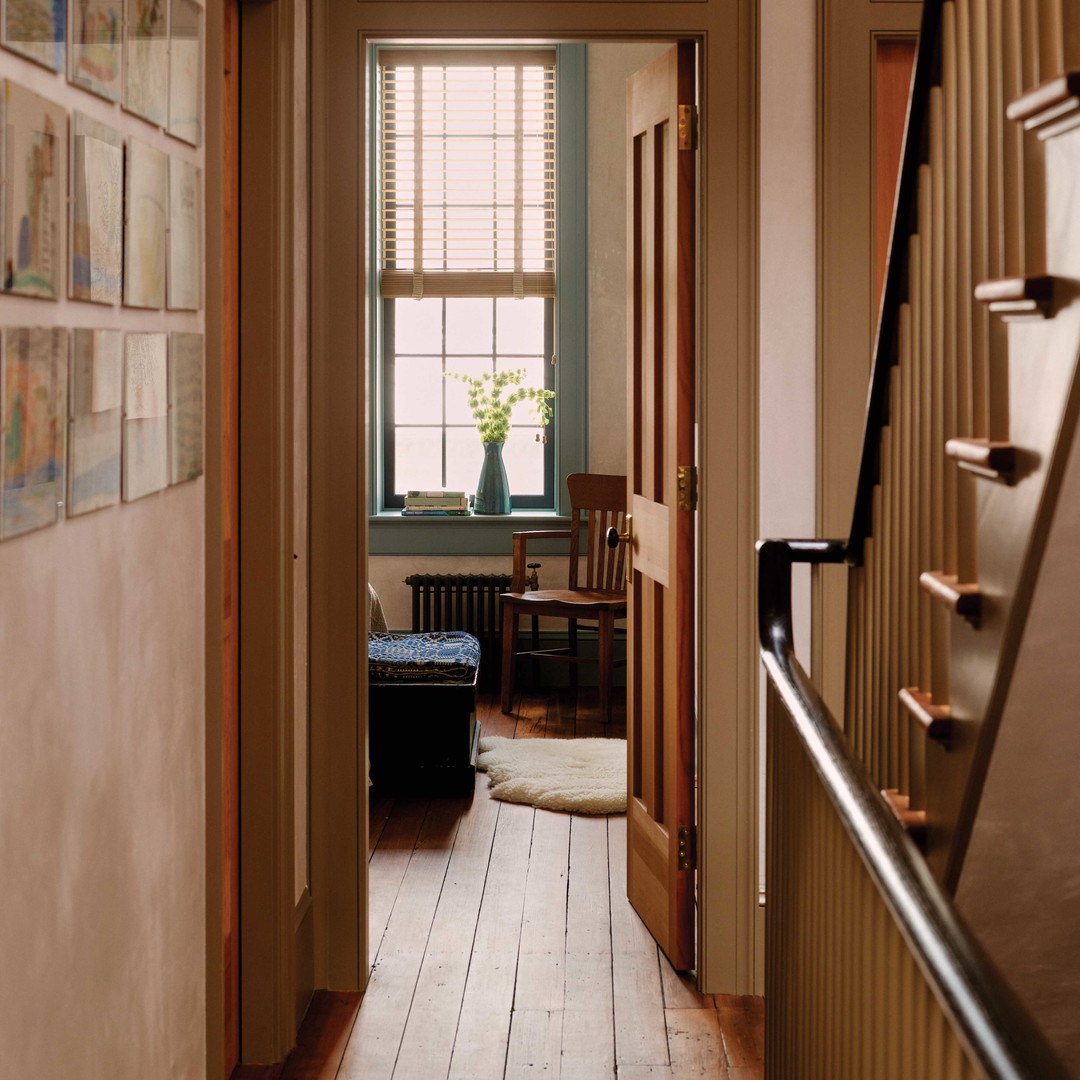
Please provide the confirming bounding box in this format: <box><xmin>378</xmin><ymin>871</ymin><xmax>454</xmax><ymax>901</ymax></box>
<box><xmin>445</xmin><ymin>368</ymin><xmax>555</xmax><ymax>443</ymax></box>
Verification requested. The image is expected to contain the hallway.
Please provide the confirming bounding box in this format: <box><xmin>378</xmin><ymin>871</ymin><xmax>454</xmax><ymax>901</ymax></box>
<box><xmin>303</xmin><ymin>690</ymin><xmax>762</xmax><ymax>1079</ymax></box>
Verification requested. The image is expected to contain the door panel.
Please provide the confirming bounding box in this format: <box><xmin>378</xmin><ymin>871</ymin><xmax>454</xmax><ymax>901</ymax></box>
<box><xmin>626</xmin><ymin>42</ymin><xmax>696</xmax><ymax>972</ymax></box>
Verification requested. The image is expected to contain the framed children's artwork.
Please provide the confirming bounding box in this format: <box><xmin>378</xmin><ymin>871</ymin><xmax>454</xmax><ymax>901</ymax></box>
<box><xmin>2</xmin><ymin>0</ymin><xmax>66</xmax><ymax>72</ymax></box>
<box><xmin>168</xmin><ymin>331</ymin><xmax>201</xmax><ymax>483</ymax></box>
<box><xmin>167</xmin><ymin>155</ymin><xmax>199</xmax><ymax>310</ymax></box>
<box><xmin>123</xmin><ymin>137</ymin><xmax>166</xmax><ymax>308</ymax></box>
<box><xmin>71</xmin><ymin>113</ymin><xmax>123</xmax><ymax>304</ymax></box>
<box><xmin>3</xmin><ymin>81</ymin><xmax>67</xmax><ymax>300</ymax></box>
<box><xmin>167</xmin><ymin>0</ymin><xmax>200</xmax><ymax>145</ymax></box>
<box><xmin>1</xmin><ymin>327</ymin><xmax>68</xmax><ymax>539</ymax></box>
<box><xmin>68</xmin><ymin>328</ymin><xmax>122</xmax><ymax>515</ymax></box>
<box><xmin>122</xmin><ymin>331</ymin><xmax>167</xmax><ymax>501</ymax></box>
<box><xmin>68</xmin><ymin>0</ymin><xmax>121</xmax><ymax>101</ymax></box>
<box><xmin>123</xmin><ymin>0</ymin><xmax>167</xmax><ymax>125</ymax></box>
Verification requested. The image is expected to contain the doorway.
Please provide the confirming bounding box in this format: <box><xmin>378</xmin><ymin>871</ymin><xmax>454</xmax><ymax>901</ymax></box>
<box><xmin>235</xmin><ymin>0</ymin><xmax>760</xmax><ymax>1065</ymax></box>
<box><xmin>308</xmin><ymin>6</ymin><xmax>759</xmax><ymax>999</ymax></box>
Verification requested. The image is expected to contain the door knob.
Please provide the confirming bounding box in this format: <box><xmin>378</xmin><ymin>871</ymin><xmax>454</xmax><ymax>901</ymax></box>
<box><xmin>606</xmin><ymin>526</ymin><xmax>629</xmax><ymax>549</ymax></box>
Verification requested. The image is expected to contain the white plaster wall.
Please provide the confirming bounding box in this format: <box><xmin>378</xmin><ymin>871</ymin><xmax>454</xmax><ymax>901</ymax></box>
<box><xmin>758</xmin><ymin>0</ymin><xmax>818</xmax><ymax>894</ymax></box>
<box><xmin>0</xmin><ymin>45</ymin><xmax>206</xmax><ymax>1080</ymax></box>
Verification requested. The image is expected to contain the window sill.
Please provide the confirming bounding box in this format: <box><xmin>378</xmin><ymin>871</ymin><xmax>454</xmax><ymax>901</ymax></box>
<box><xmin>368</xmin><ymin>509</ymin><xmax>573</xmax><ymax>556</ymax></box>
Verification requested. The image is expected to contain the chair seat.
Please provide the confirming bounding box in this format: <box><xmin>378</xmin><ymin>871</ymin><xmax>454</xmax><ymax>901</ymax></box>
<box><xmin>504</xmin><ymin>588</ymin><xmax>626</xmax><ymax>609</ymax></box>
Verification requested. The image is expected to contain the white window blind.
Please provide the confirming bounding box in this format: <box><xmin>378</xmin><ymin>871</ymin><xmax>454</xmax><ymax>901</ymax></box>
<box><xmin>379</xmin><ymin>48</ymin><xmax>556</xmax><ymax>299</ymax></box>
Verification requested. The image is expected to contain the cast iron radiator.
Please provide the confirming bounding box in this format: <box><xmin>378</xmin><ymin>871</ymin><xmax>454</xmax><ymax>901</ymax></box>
<box><xmin>403</xmin><ymin>573</ymin><xmax>512</xmax><ymax>689</ymax></box>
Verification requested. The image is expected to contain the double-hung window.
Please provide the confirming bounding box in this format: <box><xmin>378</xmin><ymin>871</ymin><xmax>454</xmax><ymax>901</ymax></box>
<box><xmin>375</xmin><ymin>47</ymin><xmax>564</xmax><ymax>513</ymax></box>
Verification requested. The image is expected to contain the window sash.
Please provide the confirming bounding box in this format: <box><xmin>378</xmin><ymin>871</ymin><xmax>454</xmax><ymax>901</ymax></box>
<box><xmin>378</xmin><ymin>48</ymin><xmax>556</xmax><ymax>300</ymax></box>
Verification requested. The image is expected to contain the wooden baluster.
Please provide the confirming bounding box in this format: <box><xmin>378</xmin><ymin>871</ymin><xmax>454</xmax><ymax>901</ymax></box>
<box><xmin>969</xmin><ymin>0</ymin><xmax>992</xmax><ymax>439</ymax></box>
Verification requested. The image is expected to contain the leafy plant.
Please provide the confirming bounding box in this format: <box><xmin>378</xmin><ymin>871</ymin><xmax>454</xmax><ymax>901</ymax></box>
<box><xmin>445</xmin><ymin>368</ymin><xmax>555</xmax><ymax>444</ymax></box>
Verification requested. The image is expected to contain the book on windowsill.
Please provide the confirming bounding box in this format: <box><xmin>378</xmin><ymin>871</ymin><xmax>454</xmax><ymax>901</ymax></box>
<box><xmin>400</xmin><ymin>508</ymin><xmax>472</xmax><ymax>517</ymax></box>
<box><xmin>403</xmin><ymin>492</ymin><xmax>466</xmax><ymax>503</ymax></box>
<box><xmin>404</xmin><ymin>496</ymin><xmax>469</xmax><ymax>509</ymax></box>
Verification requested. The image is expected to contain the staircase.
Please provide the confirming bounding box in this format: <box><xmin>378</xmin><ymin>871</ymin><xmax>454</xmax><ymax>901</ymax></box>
<box><xmin>760</xmin><ymin>0</ymin><xmax>1080</xmax><ymax>1074</ymax></box>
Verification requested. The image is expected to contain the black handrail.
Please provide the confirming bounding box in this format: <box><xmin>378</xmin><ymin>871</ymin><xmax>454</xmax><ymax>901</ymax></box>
<box><xmin>845</xmin><ymin>0</ymin><xmax>945</xmax><ymax>565</ymax></box>
<box><xmin>757</xmin><ymin>538</ymin><xmax>1070</xmax><ymax>1080</ymax></box>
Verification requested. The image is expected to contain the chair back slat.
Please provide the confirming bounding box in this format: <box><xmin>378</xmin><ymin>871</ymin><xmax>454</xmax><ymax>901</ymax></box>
<box><xmin>566</xmin><ymin>473</ymin><xmax>627</xmax><ymax>592</ymax></box>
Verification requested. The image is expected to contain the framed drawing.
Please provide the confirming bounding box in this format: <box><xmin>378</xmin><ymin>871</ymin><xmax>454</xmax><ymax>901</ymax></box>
<box><xmin>3</xmin><ymin>81</ymin><xmax>67</xmax><ymax>300</ymax></box>
<box><xmin>122</xmin><ymin>331</ymin><xmax>167</xmax><ymax>501</ymax></box>
<box><xmin>68</xmin><ymin>328</ymin><xmax>122</xmax><ymax>515</ymax></box>
<box><xmin>68</xmin><ymin>0</ymin><xmax>121</xmax><ymax>100</ymax></box>
<box><xmin>168</xmin><ymin>331</ymin><xmax>201</xmax><ymax>483</ymax></box>
<box><xmin>123</xmin><ymin>138</ymin><xmax>166</xmax><ymax>308</ymax></box>
<box><xmin>167</xmin><ymin>0</ymin><xmax>200</xmax><ymax>145</ymax></box>
<box><xmin>2</xmin><ymin>0</ymin><xmax>65</xmax><ymax>71</ymax></box>
<box><xmin>167</xmin><ymin>155</ymin><xmax>199</xmax><ymax>309</ymax></box>
<box><xmin>1</xmin><ymin>327</ymin><xmax>68</xmax><ymax>539</ymax></box>
<box><xmin>71</xmin><ymin>113</ymin><xmax>123</xmax><ymax>304</ymax></box>
<box><xmin>124</xmin><ymin>0</ymin><xmax>167</xmax><ymax>125</ymax></box>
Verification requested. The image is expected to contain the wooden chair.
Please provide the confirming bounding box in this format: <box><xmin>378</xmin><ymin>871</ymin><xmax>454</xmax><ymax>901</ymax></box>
<box><xmin>500</xmin><ymin>473</ymin><xmax>628</xmax><ymax>721</ymax></box>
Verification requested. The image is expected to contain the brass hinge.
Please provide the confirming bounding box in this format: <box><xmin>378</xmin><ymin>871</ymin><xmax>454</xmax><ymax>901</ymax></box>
<box><xmin>677</xmin><ymin>464</ymin><xmax>698</xmax><ymax>511</ymax></box>
<box><xmin>677</xmin><ymin>825</ymin><xmax>697</xmax><ymax>871</ymax></box>
<box><xmin>677</xmin><ymin>104</ymin><xmax>698</xmax><ymax>151</ymax></box>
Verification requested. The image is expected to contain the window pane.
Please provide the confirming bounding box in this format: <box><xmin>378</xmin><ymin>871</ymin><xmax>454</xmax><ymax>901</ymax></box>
<box><xmin>445</xmin><ymin>298</ymin><xmax>494</xmax><ymax>354</ymax></box>
<box><xmin>445</xmin><ymin>427</ymin><xmax>485</xmax><ymax>493</ymax></box>
<box><xmin>395</xmin><ymin>427</ymin><xmax>443</xmax><ymax>491</ymax></box>
<box><xmin>394</xmin><ymin>297</ymin><xmax>443</xmax><ymax>353</ymax></box>
<box><xmin>395</xmin><ymin>357</ymin><xmax>443</xmax><ymax>424</ymax></box>
<box><xmin>444</xmin><ymin>356</ymin><xmax>491</xmax><ymax>425</ymax></box>
<box><xmin>496</xmin><ymin>297</ymin><xmax>545</xmax><ymax>355</ymax></box>
<box><xmin>497</xmin><ymin>355</ymin><xmax>549</xmax><ymax>426</ymax></box>
<box><xmin>502</xmin><ymin>428</ymin><xmax>546</xmax><ymax>494</ymax></box>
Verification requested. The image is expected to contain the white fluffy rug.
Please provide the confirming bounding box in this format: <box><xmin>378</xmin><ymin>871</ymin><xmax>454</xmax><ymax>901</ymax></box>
<box><xmin>477</xmin><ymin>736</ymin><xmax>627</xmax><ymax>814</ymax></box>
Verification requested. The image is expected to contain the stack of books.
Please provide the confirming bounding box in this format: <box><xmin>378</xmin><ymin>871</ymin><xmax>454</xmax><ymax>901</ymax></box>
<box><xmin>401</xmin><ymin>490</ymin><xmax>471</xmax><ymax>516</ymax></box>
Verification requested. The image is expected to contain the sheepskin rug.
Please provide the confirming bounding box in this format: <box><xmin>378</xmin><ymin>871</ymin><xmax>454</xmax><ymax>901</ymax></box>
<box><xmin>477</xmin><ymin>735</ymin><xmax>627</xmax><ymax>814</ymax></box>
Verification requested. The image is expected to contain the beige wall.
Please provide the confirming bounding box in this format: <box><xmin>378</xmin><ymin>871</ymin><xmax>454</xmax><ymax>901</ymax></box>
<box><xmin>0</xmin><ymin>41</ymin><xmax>207</xmax><ymax>1080</ymax></box>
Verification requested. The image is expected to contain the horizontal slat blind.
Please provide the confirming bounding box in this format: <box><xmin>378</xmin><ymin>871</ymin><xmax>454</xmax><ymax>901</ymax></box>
<box><xmin>379</xmin><ymin>49</ymin><xmax>556</xmax><ymax>299</ymax></box>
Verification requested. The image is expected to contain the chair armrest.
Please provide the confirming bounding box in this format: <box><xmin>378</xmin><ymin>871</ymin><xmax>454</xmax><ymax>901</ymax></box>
<box><xmin>511</xmin><ymin>529</ymin><xmax>572</xmax><ymax>591</ymax></box>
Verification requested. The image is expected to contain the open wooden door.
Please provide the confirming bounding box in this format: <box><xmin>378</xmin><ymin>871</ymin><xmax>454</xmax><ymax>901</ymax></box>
<box><xmin>622</xmin><ymin>42</ymin><xmax>697</xmax><ymax>972</ymax></box>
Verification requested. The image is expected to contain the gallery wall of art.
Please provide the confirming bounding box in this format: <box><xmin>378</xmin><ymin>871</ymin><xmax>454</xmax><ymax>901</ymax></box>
<box><xmin>0</xmin><ymin>3</ymin><xmax>209</xmax><ymax>1078</ymax></box>
<box><xmin>0</xmin><ymin>0</ymin><xmax>204</xmax><ymax>538</ymax></box>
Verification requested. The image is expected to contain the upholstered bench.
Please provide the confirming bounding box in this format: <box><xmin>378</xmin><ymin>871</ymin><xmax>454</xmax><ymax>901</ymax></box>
<box><xmin>367</xmin><ymin>631</ymin><xmax>481</xmax><ymax>796</ymax></box>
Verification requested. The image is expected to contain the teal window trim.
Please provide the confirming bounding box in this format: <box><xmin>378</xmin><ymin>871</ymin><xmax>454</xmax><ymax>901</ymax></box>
<box><xmin>368</xmin><ymin>42</ymin><xmax>588</xmax><ymax>557</ymax></box>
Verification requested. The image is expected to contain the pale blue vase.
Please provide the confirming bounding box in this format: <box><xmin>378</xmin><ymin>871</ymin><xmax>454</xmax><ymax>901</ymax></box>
<box><xmin>474</xmin><ymin>441</ymin><xmax>511</xmax><ymax>514</ymax></box>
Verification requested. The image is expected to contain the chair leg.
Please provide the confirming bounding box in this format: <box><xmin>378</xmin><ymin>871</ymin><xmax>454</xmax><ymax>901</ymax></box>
<box><xmin>568</xmin><ymin>618</ymin><xmax>579</xmax><ymax>696</ymax></box>
<box><xmin>501</xmin><ymin>602</ymin><xmax>519</xmax><ymax>714</ymax></box>
<box><xmin>598</xmin><ymin>610</ymin><xmax>614</xmax><ymax>723</ymax></box>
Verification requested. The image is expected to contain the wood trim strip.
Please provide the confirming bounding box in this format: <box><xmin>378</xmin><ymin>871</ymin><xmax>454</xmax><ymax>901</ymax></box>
<box><xmin>944</xmin><ymin>436</ymin><xmax>1017</xmax><ymax>481</ymax></box>
<box><xmin>918</xmin><ymin>570</ymin><xmax>982</xmax><ymax>622</ymax></box>
<box><xmin>973</xmin><ymin>274</ymin><xmax>1055</xmax><ymax>302</ymax></box>
<box><xmin>898</xmin><ymin>686</ymin><xmax>953</xmax><ymax>741</ymax></box>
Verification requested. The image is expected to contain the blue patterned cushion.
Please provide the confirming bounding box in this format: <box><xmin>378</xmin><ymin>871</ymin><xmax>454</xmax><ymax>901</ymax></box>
<box><xmin>368</xmin><ymin>631</ymin><xmax>481</xmax><ymax>683</ymax></box>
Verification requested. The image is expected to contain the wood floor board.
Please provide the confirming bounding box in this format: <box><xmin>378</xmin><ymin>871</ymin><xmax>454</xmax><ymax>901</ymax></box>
<box><xmin>391</xmin><ymin>781</ymin><xmax>502</xmax><ymax>1080</ymax></box>
<box><xmin>715</xmin><ymin>995</ymin><xmax>764</xmax><ymax>1069</ymax></box>
<box><xmin>448</xmin><ymin>804</ymin><xmax>533</xmax><ymax>1080</ymax></box>
<box><xmin>513</xmin><ymin>809</ymin><xmax>571</xmax><ymax>1011</ymax></box>
<box><xmin>659</xmin><ymin>963</ymin><xmax>715</xmax><ymax>1010</ymax></box>
<box><xmin>561</xmin><ymin>950</ymin><xmax>617</xmax><ymax>1078</ymax></box>
<box><xmin>476</xmin><ymin>694</ymin><xmax>519</xmax><ymax>740</ymax></box>
<box><xmin>608</xmin><ymin>817</ymin><xmax>670</xmax><ymax>1067</ymax></box>
<box><xmin>504</xmin><ymin>1008</ymin><xmax>564</xmax><ymax>1079</ymax></box>
<box><xmin>368</xmin><ymin>794</ymin><xmax>395</xmax><ymax>856</ymax></box>
<box><xmin>512</xmin><ymin>689</ymin><xmax>550</xmax><ymax>739</ymax></box>
<box><xmin>279</xmin><ymin>991</ymin><xmax>363</xmax><ymax>1080</ymax></box>
<box><xmin>339</xmin><ymin>798</ymin><xmax>467</xmax><ymax>1080</ymax></box>
<box><xmin>366</xmin><ymin>798</ymin><xmax>431</xmax><ymax>959</ymax></box>
<box><xmin>666</xmin><ymin>1007</ymin><xmax>728</xmax><ymax>1073</ymax></box>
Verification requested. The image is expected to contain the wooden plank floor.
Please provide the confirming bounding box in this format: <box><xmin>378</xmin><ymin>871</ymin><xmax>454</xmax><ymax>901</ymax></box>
<box><xmin>250</xmin><ymin>688</ymin><xmax>763</xmax><ymax>1080</ymax></box>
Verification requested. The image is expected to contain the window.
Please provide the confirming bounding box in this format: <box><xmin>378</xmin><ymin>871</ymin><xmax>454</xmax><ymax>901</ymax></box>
<box><xmin>375</xmin><ymin>46</ymin><xmax>584</xmax><ymax>518</ymax></box>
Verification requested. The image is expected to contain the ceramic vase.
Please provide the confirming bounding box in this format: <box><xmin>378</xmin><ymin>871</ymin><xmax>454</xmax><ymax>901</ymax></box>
<box><xmin>474</xmin><ymin>441</ymin><xmax>511</xmax><ymax>514</ymax></box>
